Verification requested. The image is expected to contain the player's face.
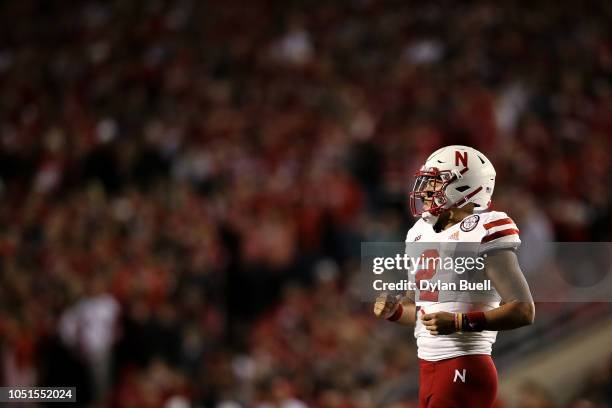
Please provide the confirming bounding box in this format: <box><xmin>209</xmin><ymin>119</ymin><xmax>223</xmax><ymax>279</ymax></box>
<box><xmin>421</xmin><ymin>179</ymin><xmax>440</xmax><ymax>211</ymax></box>
<box><xmin>410</xmin><ymin>169</ymin><xmax>451</xmax><ymax>217</ymax></box>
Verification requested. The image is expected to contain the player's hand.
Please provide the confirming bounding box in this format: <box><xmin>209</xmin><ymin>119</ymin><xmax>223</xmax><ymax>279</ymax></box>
<box><xmin>422</xmin><ymin>311</ymin><xmax>456</xmax><ymax>335</ymax></box>
<box><xmin>373</xmin><ymin>293</ymin><xmax>400</xmax><ymax>319</ymax></box>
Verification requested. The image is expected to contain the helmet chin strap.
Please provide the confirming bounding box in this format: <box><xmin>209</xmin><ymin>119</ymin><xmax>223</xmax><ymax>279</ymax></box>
<box><xmin>421</xmin><ymin>211</ymin><xmax>439</xmax><ymax>224</ymax></box>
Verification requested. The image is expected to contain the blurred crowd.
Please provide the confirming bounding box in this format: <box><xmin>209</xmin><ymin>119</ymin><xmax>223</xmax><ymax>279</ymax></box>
<box><xmin>1</xmin><ymin>0</ymin><xmax>612</xmax><ymax>407</ymax></box>
<box><xmin>518</xmin><ymin>355</ymin><xmax>612</xmax><ymax>408</ymax></box>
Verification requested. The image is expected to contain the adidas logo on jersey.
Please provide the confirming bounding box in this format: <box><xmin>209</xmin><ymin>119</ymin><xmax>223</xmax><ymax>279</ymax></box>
<box><xmin>448</xmin><ymin>231</ymin><xmax>459</xmax><ymax>240</ymax></box>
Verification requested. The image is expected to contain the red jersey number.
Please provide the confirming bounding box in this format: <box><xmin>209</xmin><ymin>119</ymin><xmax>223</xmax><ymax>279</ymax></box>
<box><xmin>415</xmin><ymin>249</ymin><xmax>439</xmax><ymax>302</ymax></box>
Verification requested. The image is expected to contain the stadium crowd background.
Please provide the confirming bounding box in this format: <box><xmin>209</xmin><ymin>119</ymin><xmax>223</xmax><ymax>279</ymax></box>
<box><xmin>1</xmin><ymin>0</ymin><xmax>612</xmax><ymax>407</ymax></box>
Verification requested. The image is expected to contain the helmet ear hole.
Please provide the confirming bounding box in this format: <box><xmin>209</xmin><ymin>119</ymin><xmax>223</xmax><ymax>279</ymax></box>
<box><xmin>455</xmin><ymin>185</ymin><xmax>470</xmax><ymax>192</ymax></box>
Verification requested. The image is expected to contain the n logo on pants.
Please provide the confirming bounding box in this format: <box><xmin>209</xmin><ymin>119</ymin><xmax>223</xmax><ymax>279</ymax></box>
<box><xmin>453</xmin><ymin>369</ymin><xmax>466</xmax><ymax>383</ymax></box>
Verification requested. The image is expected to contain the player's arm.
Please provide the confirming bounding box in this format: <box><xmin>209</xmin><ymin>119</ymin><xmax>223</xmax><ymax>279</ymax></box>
<box><xmin>373</xmin><ymin>291</ymin><xmax>417</xmax><ymax>326</ymax></box>
<box><xmin>478</xmin><ymin>248</ymin><xmax>535</xmax><ymax>330</ymax></box>
<box><xmin>421</xmin><ymin>249</ymin><xmax>535</xmax><ymax>335</ymax></box>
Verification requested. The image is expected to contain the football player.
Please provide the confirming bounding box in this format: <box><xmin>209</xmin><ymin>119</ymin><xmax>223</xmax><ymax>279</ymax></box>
<box><xmin>374</xmin><ymin>145</ymin><xmax>535</xmax><ymax>408</ymax></box>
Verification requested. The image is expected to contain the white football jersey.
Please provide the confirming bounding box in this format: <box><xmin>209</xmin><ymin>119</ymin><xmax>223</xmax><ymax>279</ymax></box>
<box><xmin>405</xmin><ymin>210</ymin><xmax>521</xmax><ymax>361</ymax></box>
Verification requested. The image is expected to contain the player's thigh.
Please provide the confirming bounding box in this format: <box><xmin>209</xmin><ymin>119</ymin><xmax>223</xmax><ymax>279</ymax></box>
<box><xmin>418</xmin><ymin>359</ymin><xmax>435</xmax><ymax>408</ymax></box>
<box><xmin>429</xmin><ymin>355</ymin><xmax>498</xmax><ymax>408</ymax></box>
